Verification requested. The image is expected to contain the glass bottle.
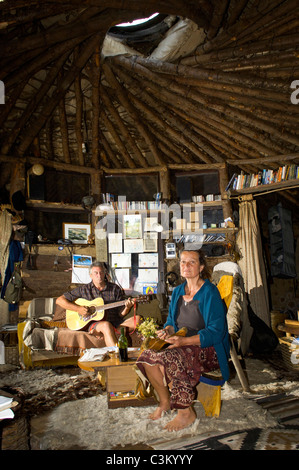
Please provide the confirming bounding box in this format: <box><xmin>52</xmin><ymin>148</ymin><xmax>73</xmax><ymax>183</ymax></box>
<box><xmin>118</xmin><ymin>327</ymin><xmax>128</xmax><ymax>362</ymax></box>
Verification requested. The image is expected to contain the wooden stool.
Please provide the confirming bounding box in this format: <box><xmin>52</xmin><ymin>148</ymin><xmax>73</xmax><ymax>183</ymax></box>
<box><xmin>196</xmin><ymin>371</ymin><xmax>225</xmax><ymax>418</ymax></box>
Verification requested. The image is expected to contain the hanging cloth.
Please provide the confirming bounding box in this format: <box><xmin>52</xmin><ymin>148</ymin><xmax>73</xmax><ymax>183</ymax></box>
<box><xmin>236</xmin><ymin>196</ymin><xmax>270</xmax><ymax>327</ymax></box>
<box><xmin>0</xmin><ymin>210</ymin><xmax>12</xmax><ymax>289</ymax></box>
<box><xmin>1</xmin><ymin>240</ymin><xmax>23</xmax><ymax>311</ymax></box>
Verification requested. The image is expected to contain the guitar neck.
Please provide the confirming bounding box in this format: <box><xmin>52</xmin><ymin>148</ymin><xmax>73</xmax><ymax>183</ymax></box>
<box><xmin>96</xmin><ymin>300</ymin><xmax>126</xmax><ymax>312</ymax></box>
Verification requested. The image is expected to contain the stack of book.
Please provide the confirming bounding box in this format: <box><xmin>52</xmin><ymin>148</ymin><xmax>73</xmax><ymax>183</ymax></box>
<box><xmin>226</xmin><ymin>164</ymin><xmax>299</xmax><ymax>191</ymax></box>
<box><xmin>100</xmin><ymin>194</ymin><xmax>162</xmax><ymax>210</ymax></box>
<box><xmin>0</xmin><ymin>395</ymin><xmax>17</xmax><ymax>420</ymax></box>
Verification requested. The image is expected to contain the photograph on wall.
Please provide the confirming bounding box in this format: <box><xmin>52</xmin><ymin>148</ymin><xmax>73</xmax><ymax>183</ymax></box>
<box><xmin>123</xmin><ymin>214</ymin><xmax>142</xmax><ymax>239</ymax></box>
<box><xmin>63</xmin><ymin>223</ymin><xmax>91</xmax><ymax>244</ymax></box>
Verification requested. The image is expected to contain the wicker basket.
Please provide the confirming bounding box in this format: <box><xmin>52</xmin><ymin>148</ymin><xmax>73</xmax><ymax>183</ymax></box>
<box><xmin>278</xmin><ymin>336</ymin><xmax>299</xmax><ymax>371</ymax></box>
<box><xmin>5</xmin><ymin>345</ymin><xmax>19</xmax><ymax>365</ymax></box>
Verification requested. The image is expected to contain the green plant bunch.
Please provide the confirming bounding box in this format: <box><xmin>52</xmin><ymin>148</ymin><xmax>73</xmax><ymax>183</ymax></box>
<box><xmin>137</xmin><ymin>317</ymin><xmax>159</xmax><ymax>338</ymax></box>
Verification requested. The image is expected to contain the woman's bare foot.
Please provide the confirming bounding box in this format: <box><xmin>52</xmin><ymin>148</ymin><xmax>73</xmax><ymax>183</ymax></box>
<box><xmin>164</xmin><ymin>406</ymin><xmax>196</xmax><ymax>431</ymax></box>
<box><xmin>148</xmin><ymin>404</ymin><xmax>170</xmax><ymax>420</ymax></box>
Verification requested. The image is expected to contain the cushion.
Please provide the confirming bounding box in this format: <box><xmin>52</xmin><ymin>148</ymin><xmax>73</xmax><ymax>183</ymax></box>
<box><xmin>53</xmin><ymin>303</ymin><xmax>66</xmax><ymax>321</ymax></box>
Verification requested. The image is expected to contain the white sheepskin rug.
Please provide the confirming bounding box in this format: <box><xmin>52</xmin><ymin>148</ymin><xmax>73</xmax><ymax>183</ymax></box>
<box><xmin>31</xmin><ymin>382</ymin><xmax>282</xmax><ymax>450</ymax></box>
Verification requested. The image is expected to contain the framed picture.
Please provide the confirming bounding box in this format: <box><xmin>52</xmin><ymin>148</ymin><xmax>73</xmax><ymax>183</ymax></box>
<box><xmin>123</xmin><ymin>214</ymin><xmax>142</xmax><ymax>239</ymax></box>
<box><xmin>63</xmin><ymin>223</ymin><xmax>91</xmax><ymax>244</ymax></box>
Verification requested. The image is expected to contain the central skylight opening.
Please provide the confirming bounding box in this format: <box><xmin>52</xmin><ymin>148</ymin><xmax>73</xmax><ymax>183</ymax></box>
<box><xmin>116</xmin><ymin>13</ymin><xmax>159</xmax><ymax>28</ymax></box>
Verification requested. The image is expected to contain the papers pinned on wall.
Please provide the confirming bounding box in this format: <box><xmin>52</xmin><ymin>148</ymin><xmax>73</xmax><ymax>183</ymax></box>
<box><xmin>138</xmin><ymin>268</ymin><xmax>159</xmax><ymax>283</ymax></box>
<box><xmin>115</xmin><ymin>268</ymin><xmax>131</xmax><ymax>290</ymax></box>
<box><xmin>138</xmin><ymin>253</ymin><xmax>158</xmax><ymax>268</ymax></box>
<box><xmin>108</xmin><ymin>233</ymin><xmax>123</xmax><ymax>253</ymax></box>
<box><xmin>143</xmin><ymin>232</ymin><xmax>158</xmax><ymax>252</ymax></box>
<box><xmin>111</xmin><ymin>253</ymin><xmax>131</xmax><ymax>268</ymax></box>
<box><xmin>124</xmin><ymin>239</ymin><xmax>144</xmax><ymax>253</ymax></box>
<box><xmin>143</xmin><ymin>217</ymin><xmax>158</xmax><ymax>231</ymax></box>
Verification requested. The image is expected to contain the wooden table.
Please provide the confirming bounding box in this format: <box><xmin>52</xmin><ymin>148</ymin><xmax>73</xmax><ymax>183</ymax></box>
<box><xmin>78</xmin><ymin>351</ymin><xmax>155</xmax><ymax>408</ymax></box>
<box><xmin>277</xmin><ymin>319</ymin><xmax>299</xmax><ymax>337</ymax></box>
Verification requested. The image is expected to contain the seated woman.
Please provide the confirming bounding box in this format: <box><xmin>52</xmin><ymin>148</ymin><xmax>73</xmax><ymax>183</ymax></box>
<box><xmin>136</xmin><ymin>249</ymin><xmax>230</xmax><ymax>432</ymax></box>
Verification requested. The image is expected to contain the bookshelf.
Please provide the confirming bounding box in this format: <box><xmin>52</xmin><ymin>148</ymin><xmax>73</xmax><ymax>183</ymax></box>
<box><xmin>226</xmin><ymin>164</ymin><xmax>299</xmax><ymax>195</ymax></box>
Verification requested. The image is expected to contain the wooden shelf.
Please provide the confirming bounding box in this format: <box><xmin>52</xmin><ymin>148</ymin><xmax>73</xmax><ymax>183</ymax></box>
<box><xmin>166</xmin><ymin>227</ymin><xmax>237</xmax><ymax>235</ymax></box>
<box><xmin>228</xmin><ymin>178</ymin><xmax>299</xmax><ymax>196</ymax></box>
<box><xmin>23</xmin><ymin>243</ymin><xmax>96</xmax><ymax>256</ymax></box>
<box><xmin>95</xmin><ymin>200</ymin><xmax>224</xmax><ymax>216</ymax></box>
<box><xmin>26</xmin><ymin>200</ymin><xmax>85</xmax><ymax>212</ymax></box>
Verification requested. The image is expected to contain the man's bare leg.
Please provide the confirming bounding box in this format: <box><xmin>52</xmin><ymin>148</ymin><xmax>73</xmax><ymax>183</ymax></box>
<box><xmin>143</xmin><ymin>363</ymin><xmax>170</xmax><ymax>420</ymax></box>
<box><xmin>164</xmin><ymin>407</ymin><xmax>196</xmax><ymax>432</ymax></box>
<box><xmin>91</xmin><ymin>321</ymin><xmax>117</xmax><ymax>346</ymax></box>
<box><xmin>120</xmin><ymin>315</ymin><xmax>141</xmax><ymax>331</ymax></box>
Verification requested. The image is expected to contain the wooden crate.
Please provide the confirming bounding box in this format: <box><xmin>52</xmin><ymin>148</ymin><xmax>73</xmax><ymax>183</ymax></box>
<box><xmin>278</xmin><ymin>336</ymin><xmax>299</xmax><ymax>371</ymax></box>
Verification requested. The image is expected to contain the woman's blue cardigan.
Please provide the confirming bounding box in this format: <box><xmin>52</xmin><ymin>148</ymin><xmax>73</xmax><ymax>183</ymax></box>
<box><xmin>164</xmin><ymin>279</ymin><xmax>230</xmax><ymax>381</ymax></box>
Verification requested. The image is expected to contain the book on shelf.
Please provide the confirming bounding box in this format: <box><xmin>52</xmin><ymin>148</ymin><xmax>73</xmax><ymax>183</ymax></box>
<box><xmin>99</xmin><ymin>195</ymin><xmax>162</xmax><ymax>211</ymax></box>
<box><xmin>226</xmin><ymin>164</ymin><xmax>299</xmax><ymax>191</ymax></box>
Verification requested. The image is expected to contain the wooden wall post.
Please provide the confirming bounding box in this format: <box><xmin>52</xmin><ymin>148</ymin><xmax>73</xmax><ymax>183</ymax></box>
<box><xmin>159</xmin><ymin>167</ymin><xmax>170</xmax><ymax>201</ymax></box>
<box><xmin>90</xmin><ymin>171</ymin><xmax>102</xmax><ymax>230</ymax></box>
<box><xmin>218</xmin><ymin>164</ymin><xmax>233</xmax><ymax>219</ymax></box>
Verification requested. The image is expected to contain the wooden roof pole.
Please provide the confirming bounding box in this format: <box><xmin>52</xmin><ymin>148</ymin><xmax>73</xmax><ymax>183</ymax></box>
<box><xmin>16</xmin><ymin>33</ymin><xmax>103</xmax><ymax>159</ymax></box>
<box><xmin>74</xmin><ymin>47</ymin><xmax>84</xmax><ymax>167</ymax></box>
<box><xmin>58</xmin><ymin>95</ymin><xmax>71</xmax><ymax>164</ymax></box>
<box><xmin>100</xmin><ymin>85</ymin><xmax>140</xmax><ymax>168</ymax></box>
<box><xmin>1</xmin><ymin>52</ymin><xmax>69</xmax><ymax>156</ymax></box>
<box><xmin>103</xmin><ymin>64</ymin><xmax>161</xmax><ymax>167</ymax></box>
<box><xmin>112</xmin><ymin>66</ymin><xmax>218</xmax><ymax>164</ymax></box>
<box><xmin>100</xmin><ymin>110</ymin><xmax>136</xmax><ymax>169</ymax></box>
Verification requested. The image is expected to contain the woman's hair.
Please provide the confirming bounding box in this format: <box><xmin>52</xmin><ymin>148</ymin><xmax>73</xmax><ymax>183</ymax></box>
<box><xmin>179</xmin><ymin>248</ymin><xmax>211</xmax><ymax>280</ymax></box>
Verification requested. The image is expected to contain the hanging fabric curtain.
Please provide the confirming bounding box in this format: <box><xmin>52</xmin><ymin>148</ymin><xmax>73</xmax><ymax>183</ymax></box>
<box><xmin>0</xmin><ymin>210</ymin><xmax>12</xmax><ymax>287</ymax></box>
<box><xmin>0</xmin><ymin>210</ymin><xmax>13</xmax><ymax>324</ymax></box>
<box><xmin>236</xmin><ymin>195</ymin><xmax>270</xmax><ymax>327</ymax></box>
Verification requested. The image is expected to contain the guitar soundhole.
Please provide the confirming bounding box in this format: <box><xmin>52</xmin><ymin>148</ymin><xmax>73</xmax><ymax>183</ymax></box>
<box><xmin>88</xmin><ymin>306</ymin><xmax>96</xmax><ymax>314</ymax></box>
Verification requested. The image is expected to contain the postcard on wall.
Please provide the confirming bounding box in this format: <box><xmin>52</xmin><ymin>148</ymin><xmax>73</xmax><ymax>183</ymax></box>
<box><xmin>72</xmin><ymin>255</ymin><xmax>92</xmax><ymax>284</ymax></box>
<box><xmin>115</xmin><ymin>268</ymin><xmax>130</xmax><ymax>290</ymax></box>
<box><xmin>142</xmin><ymin>284</ymin><xmax>158</xmax><ymax>295</ymax></box>
<box><xmin>111</xmin><ymin>253</ymin><xmax>131</xmax><ymax>268</ymax></box>
<box><xmin>108</xmin><ymin>233</ymin><xmax>123</xmax><ymax>253</ymax></box>
<box><xmin>124</xmin><ymin>238</ymin><xmax>144</xmax><ymax>253</ymax></box>
<box><xmin>123</xmin><ymin>214</ymin><xmax>142</xmax><ymax>239</ymax></box>
<box><xmin>138</xmin><ymin>253</ymin><xmax>159</xmax><ymax>268</ymax></box>
<box><xmin>143</xmin><ymin>217</ymin><xmax>158</xmax><ymax>231</ymax></box>
<box><xmin>143</xmin><ymin>232</ymin><xmax>158</xmax><ymax>252</ymax></box>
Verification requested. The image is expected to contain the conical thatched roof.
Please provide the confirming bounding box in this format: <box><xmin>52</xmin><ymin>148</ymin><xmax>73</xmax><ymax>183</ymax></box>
<box><xmin>1</xmin><ymin>0</ymin><xmax>299</xmax><ymax>180</ymax></box>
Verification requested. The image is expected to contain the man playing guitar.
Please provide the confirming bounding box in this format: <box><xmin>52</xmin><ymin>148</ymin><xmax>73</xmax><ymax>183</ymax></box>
<box><xmin>56</xmin><ymin>261</ymin><xmax>139</xmax><ymax>346</ymax></box>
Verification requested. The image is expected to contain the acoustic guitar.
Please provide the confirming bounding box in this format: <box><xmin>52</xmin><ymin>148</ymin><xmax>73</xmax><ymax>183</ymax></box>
<box><xmin>66</xmin><ymin>295</ymin><xmax>149</xmax><ymax>331</ymax></box>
